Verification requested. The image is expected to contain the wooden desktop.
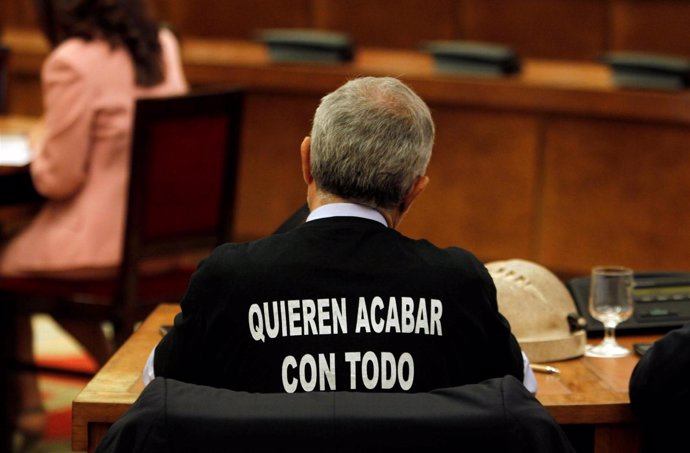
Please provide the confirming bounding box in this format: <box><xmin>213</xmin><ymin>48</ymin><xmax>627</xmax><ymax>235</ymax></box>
<box><xmin>72</xmin><ymin>303</ymin><xmax>657</xmax><ymax>453</ymax></box>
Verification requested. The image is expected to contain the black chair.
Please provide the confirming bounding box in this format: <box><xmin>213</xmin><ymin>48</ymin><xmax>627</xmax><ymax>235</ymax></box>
<box><xmin>0</xmin><ymin>88</ymin><xmax>245</xmax><ymax>375</ymax></box>
<box><xmin>94</xmin><ymin>376</ymin><xmax>576</xmax><ymax>453</ymax></box>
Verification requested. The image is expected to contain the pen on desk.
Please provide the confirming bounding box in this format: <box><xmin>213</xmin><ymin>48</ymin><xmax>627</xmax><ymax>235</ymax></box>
<box><xmin>530</xmin><ymin>364</ymin><xmax>561</xmax><ymax>375</ymax></box>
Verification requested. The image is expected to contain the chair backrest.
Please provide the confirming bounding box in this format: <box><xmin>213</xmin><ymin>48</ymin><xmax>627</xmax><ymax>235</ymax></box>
<box><xmin>117</xmin><ymin>89</ymin><xmax>244</xmax><ymax>305</ymax></box>
<box><xmin>0</xmin><ymin>45</ymin><xmax>9</xmax><ymax>114</ymax></box>
<box><xmin>94</xmin><ymin>376</ymin><xmax>576</xmax><ymax>453</ymax></box>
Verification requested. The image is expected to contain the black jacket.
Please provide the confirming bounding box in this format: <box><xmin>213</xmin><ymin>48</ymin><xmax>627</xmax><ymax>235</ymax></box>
<box><xmin>155</xmin><ymin>216</ymin><xmax>524</xmax><ymax>392</ymax></box>
<box><xmin>629</xmin><ymin>322</ymin><xmax>690</xmax><ymax>453</ymax></box>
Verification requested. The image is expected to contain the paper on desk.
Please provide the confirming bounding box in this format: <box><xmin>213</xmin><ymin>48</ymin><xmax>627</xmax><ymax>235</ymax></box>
<box><xmin>0</xmin><ymin>133</ymin><xmax>32</xmax><ymax>166</ymax></box>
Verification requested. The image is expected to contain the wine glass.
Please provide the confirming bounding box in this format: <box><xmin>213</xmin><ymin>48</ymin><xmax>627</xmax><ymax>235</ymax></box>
<box><xmin>585</xmin><ymin>266</ymin><xmax>634</xmax><ymax>358</ymax></box>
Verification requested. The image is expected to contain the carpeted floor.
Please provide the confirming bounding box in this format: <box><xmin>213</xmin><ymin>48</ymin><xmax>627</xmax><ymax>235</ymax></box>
<box><xmin>15</xmin><ymin>315</ymin><xmax>97</xmax><ymax>453</ymax></box>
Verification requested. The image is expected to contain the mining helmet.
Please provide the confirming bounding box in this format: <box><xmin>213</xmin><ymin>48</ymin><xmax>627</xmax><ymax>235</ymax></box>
<box><xmin>486</xmin><ymin>259</ymin><xmax>587</xmax><ymax>363</ymax></box>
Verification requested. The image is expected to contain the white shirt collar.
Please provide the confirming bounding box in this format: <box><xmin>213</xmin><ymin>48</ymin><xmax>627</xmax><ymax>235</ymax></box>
<box><xmin>306</xmin><ymin>203</ymin><xmax>387</xmax><ymax>227</ymax></box>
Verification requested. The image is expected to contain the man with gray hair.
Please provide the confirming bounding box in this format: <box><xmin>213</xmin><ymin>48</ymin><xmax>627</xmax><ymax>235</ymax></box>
<box><xmin>147</xmin><ymin>76</ymin><xmax>525</xmax><ymax>393</ymax></box>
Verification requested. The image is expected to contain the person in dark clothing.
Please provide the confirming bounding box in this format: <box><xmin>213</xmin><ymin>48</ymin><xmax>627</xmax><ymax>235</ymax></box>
<box><xmin>629</xmin><ymin>322</ymin><xmax>690</xmax><ymax>453</ymax></box>
<box><xmin>145</xmin><ymin>76</ymin><xmax>527</xmax><ymax>393</ymax></box>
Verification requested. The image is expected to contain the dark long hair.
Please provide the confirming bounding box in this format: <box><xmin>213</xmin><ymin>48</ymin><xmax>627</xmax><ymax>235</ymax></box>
<box><xmin>35</xmin><ymin>0</ymin><xmax>164</xmax><ymax>86</ymax></box>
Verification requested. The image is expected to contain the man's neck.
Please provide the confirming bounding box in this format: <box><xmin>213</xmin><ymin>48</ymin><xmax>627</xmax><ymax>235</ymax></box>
<box><xmin>307</xmin><ymin>203</ymin><xmax>387</xmax><ymax>226</ymax></box>
<box><xmin>307</xmin><ymin>189</ymin><xmax>401</xmax><ymax>228</ymax></box>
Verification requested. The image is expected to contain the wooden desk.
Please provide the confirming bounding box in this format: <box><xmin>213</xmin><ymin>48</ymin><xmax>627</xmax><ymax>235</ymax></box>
<box><xmin>537</xmin><ymin>337</ymin><xmax>655</xmax><ymax>453</ymax></box>
<box><xmin>0</xmin><ymin>115</ymin><xmax>35</xmax><ymax>131</ymax></box>
<box><xmin>72</xmin><ymin>305</ymin><xmax>172</xmax><ymax>453</ymax></box>
<box><xmin>72</xmin><ymin>303</ymin><xmax>656</xmax><ymax>453</ymax></box>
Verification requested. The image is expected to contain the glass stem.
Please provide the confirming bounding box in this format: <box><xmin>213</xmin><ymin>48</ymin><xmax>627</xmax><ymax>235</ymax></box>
<box><xmin>602</xmin><ymin>324</ymin><xmax>617</xmax><ymax>346</ymax></box>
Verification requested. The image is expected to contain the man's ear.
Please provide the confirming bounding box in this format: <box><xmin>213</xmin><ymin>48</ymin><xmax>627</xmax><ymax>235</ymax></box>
<box><xmin>300</xmin><ymin>136</ymin><xmax>313</xmax><ymax>185</ymax></box>
<box><xmin>401</xmin><ymin>175</ymin><xmax>429</xmax><ymax>214</ymax></box>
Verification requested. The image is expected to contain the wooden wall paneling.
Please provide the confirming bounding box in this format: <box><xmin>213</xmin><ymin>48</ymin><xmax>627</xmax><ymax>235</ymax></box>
<box><xmin>399</xmin><ymin>106</ymin><xmax>541</xmax><ymax>262</ymax></box>
<box><xmin>2</xmin><ymin>28</ymin><xmax>47</xmax><ymax>116</ymax></box>
<box><xmin>609</xmin><ymin>0</ymin><xmax>690</xmax><ymax>57</ymax></box>
<box><xmin>312</xmin><ymin>0</ymin><xmax>458</xmax><ymax>48</ymax></box>
<box><xmin>0</xmin><ymin>0</ymin><xmax>38</xmax><ymax>30</ymax></box>
<box><xmin>158</xmin><ymin>0</ymin><xmax>312</xmax><ymax>40</ymax></box>
<box><xmin>539</xmin><ymin>118</ymin><xmax>690</xmax><ymax>275</ymax></box>
<box><xmin>7</xmin><ymin>0</ymin><xmax>690</xmax><ymax>60</ymax></box>
<box><xmin>232</xmin><ymin>91</ymin><xmax>318</xmax><ymax>240</ymax></box>
<box><xmin>148</xmin><ymin>0</ymin><xmax>175</xmax><ymax>28</ymax></box>
<box><xmin>460</xmin><ymin>0</ymin><xmax>608</xmax><ymax>60</ymax></box>
<box><xmin>7</xmin><ymin>74</ymin><xmax>42</xmax><ymax>116</ymax></box>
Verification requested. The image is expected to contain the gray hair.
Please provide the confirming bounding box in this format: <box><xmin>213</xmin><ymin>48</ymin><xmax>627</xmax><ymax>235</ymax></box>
<box><xmin>310</xmin><ymin>76</ymin><xmax>435</xmax><ymax>209</ymax></box>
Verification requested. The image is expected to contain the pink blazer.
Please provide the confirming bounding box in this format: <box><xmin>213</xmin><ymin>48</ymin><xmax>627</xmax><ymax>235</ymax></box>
<box><xmin>0</xmin><ymin>28</ymin><xmax>187</xmax><ymax>275</ymax></box>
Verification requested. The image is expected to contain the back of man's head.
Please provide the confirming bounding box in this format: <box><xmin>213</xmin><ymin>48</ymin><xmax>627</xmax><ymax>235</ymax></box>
<box><xmin>310</xmin><ymin>77</ymin><xmax>435</xmax><ymax>209</ymax></box>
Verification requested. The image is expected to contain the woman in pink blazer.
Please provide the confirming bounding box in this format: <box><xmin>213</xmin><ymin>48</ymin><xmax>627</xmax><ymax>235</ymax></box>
<box><xmin>0</xmin><ymin>0</ymin><xmax>187</xmax><ymax>447</ymax></box>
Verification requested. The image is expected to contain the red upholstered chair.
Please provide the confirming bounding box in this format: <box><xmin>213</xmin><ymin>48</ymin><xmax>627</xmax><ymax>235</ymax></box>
<box><xmin>0</xmin><ymin>88</ymin><xmax>245</xmax><ymax>375</ymax></box>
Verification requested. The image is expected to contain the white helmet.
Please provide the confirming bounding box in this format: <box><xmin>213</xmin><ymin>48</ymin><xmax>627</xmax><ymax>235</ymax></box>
<box><xmin>486</xmin><ymin>259</ymin><xmax>587</xmax><ymax>363</ymax></box>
